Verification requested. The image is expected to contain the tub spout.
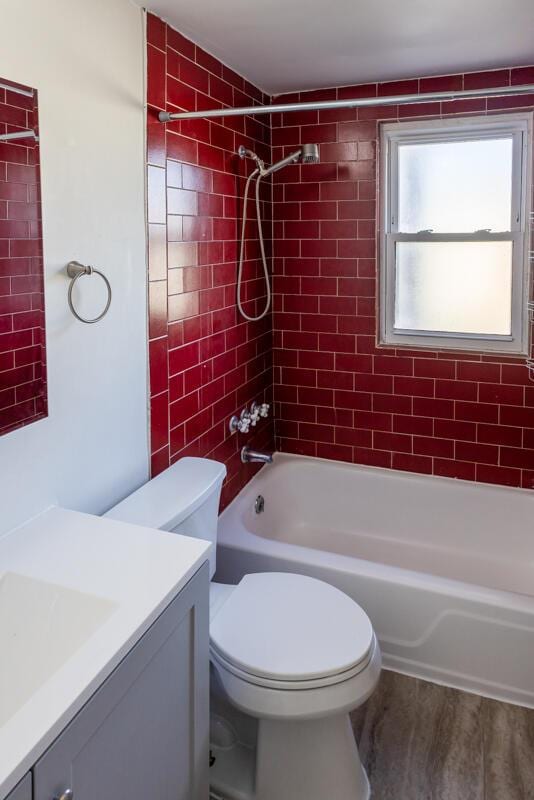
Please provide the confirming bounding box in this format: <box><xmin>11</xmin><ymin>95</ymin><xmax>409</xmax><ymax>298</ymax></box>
<box><xmin>241</xmin><ymin>446</ymin><xmax>273</xmax><ymax>464</ymax></box>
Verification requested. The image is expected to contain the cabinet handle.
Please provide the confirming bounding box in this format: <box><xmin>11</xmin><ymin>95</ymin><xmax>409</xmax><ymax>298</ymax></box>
<box><xmin>55</xmin><ymin>791</ymin><xmax>73</xmax><ymax>800</ymax></box>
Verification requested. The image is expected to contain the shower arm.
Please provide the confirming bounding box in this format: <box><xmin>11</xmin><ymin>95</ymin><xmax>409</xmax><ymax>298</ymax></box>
<box><xmin>260</xmin><ymin>150</ymin><xmax>302</xmax><ymax>176</ymax></box>
<box><xmin>159</xmin><ymin>83</ymin><xmax>534</xmax><ymax>122</ymax></box>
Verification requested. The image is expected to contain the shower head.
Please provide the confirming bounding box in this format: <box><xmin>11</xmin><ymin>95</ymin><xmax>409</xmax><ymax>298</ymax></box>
<box><xmin>300</xmin><ymin>143</ymin><xmax>320</xmax><ymax>163</ymax></box>
<box><xmin>260</xmin><ymin>144</ymin><xmax>320</xmax><ymax>176</ymax></box>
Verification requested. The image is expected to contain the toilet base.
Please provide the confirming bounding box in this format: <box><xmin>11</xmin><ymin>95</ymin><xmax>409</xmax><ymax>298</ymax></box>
<box><xmin>211</xmin><ymin>713</ymin><xmax>369</xmax><ymax>800</ymax></box>
<box><xmin>256</xmin><ymin>713</ymin><xmax>369</xmax><ymax>800</ymax></box>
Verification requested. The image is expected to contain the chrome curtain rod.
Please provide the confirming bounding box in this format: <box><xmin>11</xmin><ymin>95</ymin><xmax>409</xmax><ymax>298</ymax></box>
<box><xmin>159</xmin><ymin>83</ymin><xmax>534</xmax><ymax>122</ymax></box>
<box><xmin>0</xmin><ymin>130</ymin><xmax>38</xmax><ymax>143</ymax></box>
<box><xmin>0</xmin><ymin>81</ymin><xmax>33</xmax><ymax>99</ymax></box>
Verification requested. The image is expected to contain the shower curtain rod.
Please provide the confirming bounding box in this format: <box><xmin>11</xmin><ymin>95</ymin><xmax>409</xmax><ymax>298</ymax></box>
<box><xmin>0</xmin><ymin>81</ymin><xmax>33</xmax><ymax>99</ymax></box>
<box><xmin>0</xmin><ymin>130</ymin><xmax>38</xmax><ymax>143</ymax></box>
<box><xmin>159</xmin><ymin>83</ymin><xmax>534</xmax><ymax>122</ymax></box>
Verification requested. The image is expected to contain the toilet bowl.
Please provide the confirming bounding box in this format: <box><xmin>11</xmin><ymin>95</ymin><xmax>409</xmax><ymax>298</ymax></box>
<box><xmin>210</xmin><ymin>572</ymin><xmax>380</xmax><ymax>800</ymax></box>
<box><xmin>106</xmin><ymin>457</ymin><xmax>381</xmax><ymax>800</ymax></box>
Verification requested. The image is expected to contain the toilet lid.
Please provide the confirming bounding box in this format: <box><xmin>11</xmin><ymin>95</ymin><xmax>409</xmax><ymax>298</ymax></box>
<box><xmin>210</xmin><ymin>573</ymin><xmax>374</xmax><ymax>682</ymax></box>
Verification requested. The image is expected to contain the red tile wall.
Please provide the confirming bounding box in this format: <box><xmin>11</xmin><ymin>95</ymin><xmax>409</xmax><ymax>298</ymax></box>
<box><xmin>146</xmin><ymin>15</ymin><xmax>273</xmax><ymax>506</ymax></box>
<box><xmin>272</xmin><ymin>67</ymin><xmax>534</xmax><ymax>489</ymax></box>
<box><xmin>0</xmin><ymin>77</ymin><xmax>46</xmax><ymax>435</ymax></box>
<box><xmin>147</xmin><ymin>21</ymin><xmax>534</xmax><ymax>494</ymax></box>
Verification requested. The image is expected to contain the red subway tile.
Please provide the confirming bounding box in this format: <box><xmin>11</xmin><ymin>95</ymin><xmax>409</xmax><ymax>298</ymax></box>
<box><xmin>414</xmin><ymin>436</ymin><xmax>454</xmax><ymax>458</ymax></box>
<box><xmin>317</xmin><ymin>442</ymin><xmax>354</xmax><ymax>462</ymax></box>
<box><xmin>478</xmin><ymin>382</ymin><xmax>524</xmax><ymax>405</ymax></box>
<box><xmin>434</xmin><ymin>419</ymin><xmax>476</xmax><ymax>441</ymax></box>
<box><xmin>434</xmin><ymin>459</ymin><xmax>476</xmax><ymax>481</ymax></box>
<box><xmin>455</xmin><ymin>441</ymin><xmax>498</xmax><ymax>465</ymax></box>
<box><xmin>420</xmin><ymin>75</ymin><xmax>463</xmax><ymax>93</ymax></box>
<box><xmin>166</xmin><ymin>131</ymin><xmax>198</xmax><ymax>163</ymax></box>
<box><xmin>149</xmin><ymin>338</ymin><xmax>168</xmax><ymax>396</ymax></box>
<box><xmin>374</xmin><ymin>355</ymin><xmax>413</xmax><ymax>376</ymax></box>
<box><xmin>457</xmin><ymin>361</ymin><xmax>500</xmax><ymax>383</ymax></box>
<box><xmin>435</xmin><ymin>379</ymin><xmax>477</xmax><ymax>401</ymax></box>
<box><xmin>299</xmin><ymin>422</ymin><xmax>335</xmax><ymax>443</ymax></box>
<box><xmin>477</xmin><ymin>423</ymin><xmax>522</xmax><ymax>447</ymax></box>
<box><xmin>464</xmin><ymin>70</ymin><xmax>510</xmax><ymax>90</ymax></box>
<box><xmin>147</xmin><ymin>13</ymin><xmax>166</xmax><ymax>50</ymax></box>
<box><xmin>375</xmin><ymin>431</ymin><xmax>412</xmax><ymax>453</ymax></box>
<box><xmin>476</xmin><ymin>463</ymin><xmax>521</xmax><ymax>488</ymax></box>
<box><xmin>151</xmin><ymin>391</ymin><xmax>169</xmax><ymax>452</ymax></box>
<box><xmin>500</xmin><ymin>405</ymin><xmax>534</xmax><ymax>428</ymax></box>
<box><xmin>511</xmin><ymin>66</ymin><xmax>534</xmax><ymax>85</ymax></box>
<box><xmin>413</xmin><ymin>358</ymin><xmax>456</xmax><ymax>379</ymax></box>
<box><xmin>167</xmin><ymin>26</ymin><xmax>195</xmax><ymax>59</ymax></box>
<box><xmin>354</xmin><ymin>447</ymin><xmax>392</xmax><ymax>468</ymax></box>
<box><xmin>392</xmin><ymin>452</ymin><xmax>432</xmax><ymax>475</ymax></box>
<box><xmin>456</xmin><ymin>401</ymin><xmax>498</xmax><ymax>424</ymax></box>
<box><xmin>378</xmin><ymin>79</ymin><xmax>419</xmax><ymax>96</ymax></box>
<box><xmin>393</xmin><ymin>414</ymin><xmax>433</xmax><ymax>436</ymax></box>
<box><xmin>500</xmin><ymin>447</ymin><xmax>534</xmax><ymax>470</ymax></box>
<box><xmin>413</xmin><ymin>397</ymin><xmax>454</xmax><ymax>419</ymax></box>
<box><xmin>147</xmin><ymin>45</ymin><xmax>166</xmax><ymax>109</ymax></box>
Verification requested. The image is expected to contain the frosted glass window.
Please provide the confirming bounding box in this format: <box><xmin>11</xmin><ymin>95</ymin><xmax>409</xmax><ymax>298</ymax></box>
<box><xmin>398</xmin><ymin>138</ymin><xmax>513</xmax><ymax>233</ymax></box>
<box><xmin>381</xmin><ymin>115</ymin><xmax>529</xmax><ymax>353</ymax></box>
<box><xmin>395</xmin><ymin>241</ymin><xmax>513</xmax><ymax>335</ymax></box>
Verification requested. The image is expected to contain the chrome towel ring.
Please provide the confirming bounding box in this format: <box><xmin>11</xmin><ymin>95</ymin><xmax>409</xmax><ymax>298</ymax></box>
<box><xmin>66</xmin><ymin>261</ymin><xmax>112</xmax><ymax>324</ymax></box>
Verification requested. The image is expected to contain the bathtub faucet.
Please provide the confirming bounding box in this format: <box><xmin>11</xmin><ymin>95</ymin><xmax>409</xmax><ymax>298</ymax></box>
<box><xmin>241</xmin><ymin>446</ymin><xmax>273</xmax><ymax>464</ymax></box>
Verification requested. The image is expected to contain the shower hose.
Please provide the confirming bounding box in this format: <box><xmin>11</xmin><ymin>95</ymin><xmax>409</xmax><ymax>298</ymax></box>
<box><xmin>236</xmin><ymin>168</ymin><xmax>271</xmax><ymax>322</ymax></box>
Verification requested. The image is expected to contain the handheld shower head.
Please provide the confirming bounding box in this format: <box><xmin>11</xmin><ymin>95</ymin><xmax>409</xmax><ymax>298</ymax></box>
<box><xmin>261</xmin><ymin>144</ymin><xmax>320</xmax><ymax>176</ymax></box>
<box><xmin>235</xmin><ymin>142</ymin><xmax>320</xmax><ymax>322</ymax></box>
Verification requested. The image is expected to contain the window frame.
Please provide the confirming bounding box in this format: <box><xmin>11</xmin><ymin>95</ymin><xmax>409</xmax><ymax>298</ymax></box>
<box><xmin>379</xmin><ymin>112</ymin><xmax>533</xmax><ymax>354</ymax></box>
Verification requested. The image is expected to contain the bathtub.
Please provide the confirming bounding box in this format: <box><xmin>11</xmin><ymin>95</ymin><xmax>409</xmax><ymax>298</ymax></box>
<box><xmin>216</xmin><ymin>453</ymin><xmax>534</xmax><ymax>708</ymax></box>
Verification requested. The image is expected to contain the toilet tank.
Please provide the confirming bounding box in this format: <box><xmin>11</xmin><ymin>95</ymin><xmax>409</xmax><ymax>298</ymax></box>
<box><xmin>105</xmin><ymin>457</ymin><xmax>226</xmax><ymax>578</ymax></box>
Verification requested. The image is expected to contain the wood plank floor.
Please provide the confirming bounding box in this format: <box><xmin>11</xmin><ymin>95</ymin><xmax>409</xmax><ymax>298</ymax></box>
<box><xmin>351</xmin><ymin>671</ymin><xmax>534</xmax><ymax>800</ymax></box>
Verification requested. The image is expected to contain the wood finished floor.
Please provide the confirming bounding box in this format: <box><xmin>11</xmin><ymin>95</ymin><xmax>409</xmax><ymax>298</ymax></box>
<box><xmin>351</xmin><ymin>671</ymin><xmax>534</xmax><ymax>800</ymax></box>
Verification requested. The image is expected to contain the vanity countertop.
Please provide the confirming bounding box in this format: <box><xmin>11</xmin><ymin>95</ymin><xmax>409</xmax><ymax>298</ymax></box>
<box><xmin>0</xmin><ymin>506</ymin><xmax>211</xmax><ymax>798</ymax></box>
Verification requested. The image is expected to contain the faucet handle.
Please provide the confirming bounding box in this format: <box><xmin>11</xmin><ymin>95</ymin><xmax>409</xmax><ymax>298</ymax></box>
<box><xmin>229</xmin><ymin>408</ymin><xmax>252</xmax><ymax>434</ymax></box>
<box><xmin>259</xmin><ymin>402</ymin><xmax>270</xmax><ymax>418</ymax></box>
<box><xmin>249</xmin><ymin>402</ymin><xmax>261</xmax><ymax>425</ymax></box>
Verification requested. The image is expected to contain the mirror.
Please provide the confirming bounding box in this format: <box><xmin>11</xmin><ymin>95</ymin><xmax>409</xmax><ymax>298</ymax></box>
<box><xmin>0</xmin><ymin>76</ymin><xmax>47</xmax><ymax>435</ymax></box>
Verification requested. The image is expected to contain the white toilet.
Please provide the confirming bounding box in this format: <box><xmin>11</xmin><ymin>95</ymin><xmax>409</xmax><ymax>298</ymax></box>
<box><xmin>106</xmin><ymin>457</ymin><xmax>381</xmax><ymax>800</ymax></box>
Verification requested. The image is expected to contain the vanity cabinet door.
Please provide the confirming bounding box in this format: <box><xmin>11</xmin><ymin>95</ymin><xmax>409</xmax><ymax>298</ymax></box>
<box><xmin>5</xmin><ymin>774</ymin><xmax>31</xmax><ymax>800</ymax></box>
<box><xmin>33</xmin><ymin>563</ymin><xmax>209</xmax><ymax>800</ymax></box>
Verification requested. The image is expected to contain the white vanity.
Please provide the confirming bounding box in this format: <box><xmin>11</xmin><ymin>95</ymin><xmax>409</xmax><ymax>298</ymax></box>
<box><xmin>0</xmin><ymin>507</ymin><xmax>211</xmax><ymax>800</ymax></box>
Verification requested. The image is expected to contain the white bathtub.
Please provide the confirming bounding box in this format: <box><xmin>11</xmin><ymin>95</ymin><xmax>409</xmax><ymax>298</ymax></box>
<box><xmin>216</xmin><ymin>453</ymin><xmax>534</xmax><ymax>708</ymax></box>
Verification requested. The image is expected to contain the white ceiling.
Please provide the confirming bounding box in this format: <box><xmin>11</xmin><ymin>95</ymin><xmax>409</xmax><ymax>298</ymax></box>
<box><xmin>145</xmin><ymin>0</ymin><xmax>534</xmax><ymax>95</ymax></box>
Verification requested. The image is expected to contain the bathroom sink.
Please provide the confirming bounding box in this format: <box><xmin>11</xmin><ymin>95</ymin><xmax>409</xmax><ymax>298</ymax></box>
<box><xmin>0</xmin><ymin>571</ymin><xmax>117</xmax><ymax>726</ymax></box>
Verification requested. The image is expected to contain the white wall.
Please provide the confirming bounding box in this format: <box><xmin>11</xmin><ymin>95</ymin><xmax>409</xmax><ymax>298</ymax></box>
<box><xmin>0</xmin><ymin>0</ymin><xmax>149</xmax><ymax>535</ymax></box>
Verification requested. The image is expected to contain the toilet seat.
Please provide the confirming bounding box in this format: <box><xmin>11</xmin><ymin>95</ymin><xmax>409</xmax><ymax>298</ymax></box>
<box><xmin>210</xmin><ymin>639</ymin><xmax>374</xmax><ymax>690</ymax></box>
<box><xmin>210</xmin><ymin>572</ymin><xmax>374</xmax><ymax>687</ymax></box>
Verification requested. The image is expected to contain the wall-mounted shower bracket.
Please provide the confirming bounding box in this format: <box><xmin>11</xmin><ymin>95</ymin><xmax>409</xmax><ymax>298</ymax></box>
<box><xmin>238</xmin><ymin>143</ymin><xmax>265</xmax><ymax>173</ymax></box>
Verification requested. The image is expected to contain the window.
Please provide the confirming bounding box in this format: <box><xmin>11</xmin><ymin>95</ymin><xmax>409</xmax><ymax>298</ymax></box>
<box><xmin>380</xmin><ymin>113</ymin><xmax>532</xmax><ymax>353</ymax></box>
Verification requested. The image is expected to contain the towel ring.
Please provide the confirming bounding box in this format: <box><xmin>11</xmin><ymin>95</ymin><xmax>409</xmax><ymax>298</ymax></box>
<box><xmin>66</xmin><ymin>261</ymin><xmax>112</xmax><ymax>324</ymax></box>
